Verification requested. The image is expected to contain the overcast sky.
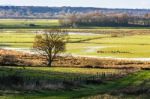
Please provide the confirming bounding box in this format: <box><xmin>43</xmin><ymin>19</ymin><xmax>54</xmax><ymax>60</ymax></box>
<box><xmin>0</xmin><ymin>0</ymin><xmax>150</xmax><ymax>9</ymax></box>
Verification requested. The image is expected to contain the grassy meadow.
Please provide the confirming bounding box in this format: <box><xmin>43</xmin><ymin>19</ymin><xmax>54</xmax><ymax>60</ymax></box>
<box><xmin>0</xmin><ymin>19</ymin><xmax>59</xmax><ymax>29</ymax></box>
<box><xmin>1</xmin><ymin>29</ymin><xmax>150</xmax><ymax>58</ymax></box>
<box><xmin>0</xmin><ymin>19</ymin><xmax>150</xmax><ymax>99</ymax></box>
<box><xmin>0</xmin><ymin>19</ymin><xmax>150</xmax><ymax>29</ymax></box>
<box><xmin>0</xmin><ymin>67</ymin><xmax>149</xmax><ymax>99</ymax></box>
<box><xmin>0</xmin><ymin>67</ymin><xmax>123</xmax><ymax>82</ymax></box>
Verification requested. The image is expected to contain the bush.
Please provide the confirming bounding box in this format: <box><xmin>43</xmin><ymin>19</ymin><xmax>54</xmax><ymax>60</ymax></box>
<box><xmin>0</xmin><ymin>55</ymin><xmax>18</xmax><ymax>66</ymax></box>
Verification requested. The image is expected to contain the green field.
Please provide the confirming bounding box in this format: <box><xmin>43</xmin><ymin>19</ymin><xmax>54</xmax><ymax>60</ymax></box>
<box><xmin>0</xmin><ymin>67</ymin><xmax>122</xmax><ymax>81</ymax></box>
<box><xmin>0</xmin><ymin>67</ymin><xmax>149</xmax><ymax>99</ymax></box>
<box><xmin>0</xmin><ymin>19</ymin><xmax>150</xmax><ymax>99</ymax></box>
<box><xmin>0</xmin><ymin>19</ymin><xmax>59</xmax><ymax>29</ymax></box>
<box><xmin>1</xmin><ymin>29</ymin><xmax>150</xmax><ymax>58</ymax></box>
<box><xmin>0</xmin><ymin>19</ymin><xmax>150</xmax><ymax>29</ymax></box>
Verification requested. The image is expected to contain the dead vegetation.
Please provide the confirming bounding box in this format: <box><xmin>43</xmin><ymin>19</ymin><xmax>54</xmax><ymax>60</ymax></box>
<box><xmin>0</xmin><ymin>49</ymin><xmax>150</xmax><ymax>69</ymax></box>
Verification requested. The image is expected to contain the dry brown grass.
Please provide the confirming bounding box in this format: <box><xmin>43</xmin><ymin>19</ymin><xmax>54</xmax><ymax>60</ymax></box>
<box><xmin>0</xmin><ymin>49</ymin><xmax>150</xmax><ymax>69</ymax></box>
<box><xmin>54</xmin><ymin>56</ymin><xmax>150</xmax><ymax>69</ymax></box>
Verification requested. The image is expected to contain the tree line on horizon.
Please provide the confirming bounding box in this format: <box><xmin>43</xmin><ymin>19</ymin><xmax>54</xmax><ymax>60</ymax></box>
<box><xmin>0</xmin><ymin>6</ymin><xmax>150</xmax><ymax>19</ymax></box>
<box><xmin>59</xmin><ymin>12</ymin><xmax>150</xmax><ymax>27</ymax></box>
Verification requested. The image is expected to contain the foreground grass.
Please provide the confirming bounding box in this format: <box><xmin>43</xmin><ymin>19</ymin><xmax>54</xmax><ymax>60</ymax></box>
<box><xmin>0</xmin><ymin>67</ymin><xmax>122</xmax><ymax>81</ymax></box>
<box><xmin>0</xmin><ymin>67</ymin><xmax>149</xmax><ymax>99</ymax></box>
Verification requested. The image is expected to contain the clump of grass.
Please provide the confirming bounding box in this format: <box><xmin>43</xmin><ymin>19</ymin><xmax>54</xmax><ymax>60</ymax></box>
<box><xmin>97</xmin><ymin>50</ymin><xmax>131</xmax><ymax>54</ymax></box>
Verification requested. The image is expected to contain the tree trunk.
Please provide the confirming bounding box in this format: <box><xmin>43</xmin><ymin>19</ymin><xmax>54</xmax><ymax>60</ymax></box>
<box><xmin>48</xmin><ymin>59</ymin><xmax>52</xmax><ymax>67</ymax></box>
<box><xmin>47</xmin><ymin>52</ymin><xmax>52</xmax><ymax>67</ymax></box>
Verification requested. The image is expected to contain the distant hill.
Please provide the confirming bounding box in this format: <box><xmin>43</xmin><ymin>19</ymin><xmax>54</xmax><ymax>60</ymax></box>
<box><xmin>0</xmin><ymin>6</ymin><xmax>150</xmax><ymax>19</ymax></box>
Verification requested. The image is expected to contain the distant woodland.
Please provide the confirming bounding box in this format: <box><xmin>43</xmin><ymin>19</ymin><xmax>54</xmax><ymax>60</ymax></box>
<box><xmin>1</xmin><ymin>6</ymin><xmax>150</xmax><ymax>27</ymax></box>
<box><xmin>0</xmin><ymin>6</ymin><xmax>150</xmax><ymax>18</ymax></box>
<box><xmin>60</xmin><ymin>12</ymin><xmax>150</xmax><ymax>27</ymax></box>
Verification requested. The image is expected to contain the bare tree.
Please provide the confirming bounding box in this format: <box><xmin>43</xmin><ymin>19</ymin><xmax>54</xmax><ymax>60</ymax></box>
<box><xmin>33</xmin><ymin>29</ymin><xmax>68</xmax><ymax>66</ymax></box>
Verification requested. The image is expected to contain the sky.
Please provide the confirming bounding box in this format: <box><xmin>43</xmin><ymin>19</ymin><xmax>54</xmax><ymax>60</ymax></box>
<box><xmin>0</xmin><ymin>0</ymin><xmax>150</xmax><ymax>9</ymax></box>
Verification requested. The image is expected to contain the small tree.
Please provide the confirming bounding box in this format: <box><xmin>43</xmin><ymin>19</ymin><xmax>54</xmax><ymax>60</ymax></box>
<box><xmin>33</xmin><ymin>29</ymin><xmax>68</xmax><ymax>66</ymax></box>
